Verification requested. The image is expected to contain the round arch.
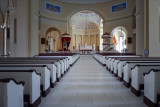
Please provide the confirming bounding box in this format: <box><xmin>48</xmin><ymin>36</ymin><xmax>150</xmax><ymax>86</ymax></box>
<box><xmin>45</xmin><ymin>27</ymin><xmax>62</xmax><ymax>52</ymax></box>
<box><xmin>66</xmin><ymin>9</ymin><xmax>105</xmax><ymax>21</ymax></box>
<box><xmin>111</xmin><ymin>26</ymin><xmax>128</xmax><ymax>52</ymax></box>
<box><xmin>68</xmin><ymin>9</ymin><xmax>104</xmax><ymax>51</ymax></box>
<box><xmin>45</xmin><ymin>27</ymin><xmax>61</xmax><ymax>38</ymax></box>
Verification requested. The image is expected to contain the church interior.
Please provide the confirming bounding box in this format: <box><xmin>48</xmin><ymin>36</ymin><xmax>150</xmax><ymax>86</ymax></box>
<box><xmin>0</xmin><ymin>0</ymin><xmax>160</xmax><ymax>107</ymax></box>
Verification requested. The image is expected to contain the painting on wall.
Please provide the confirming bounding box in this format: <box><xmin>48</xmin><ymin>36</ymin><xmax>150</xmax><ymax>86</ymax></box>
<box><xmin>45</xmin><ymin>2</ymin><xmax>61</xmax><ymax>14</ymax></box>
<box><xmin>111</xmin><ymin>2</ymin><xmax>127</xmax><ymax>13</ymax></box>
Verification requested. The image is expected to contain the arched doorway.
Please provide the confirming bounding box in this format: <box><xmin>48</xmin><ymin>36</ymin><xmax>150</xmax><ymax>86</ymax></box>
<box><xmin>45</xmin><ymin>27</ymin><xmax>61</xmax><ymax>52</ymax></box>
<box><xmin>68</xmin><ymin>10</ymin><xmax>103</xmax><ymax>51</ymax></box>
<box><xmin>111</xmin><ymin>27</ymin><xmax>127</xmax><ymax>52</ymax></box>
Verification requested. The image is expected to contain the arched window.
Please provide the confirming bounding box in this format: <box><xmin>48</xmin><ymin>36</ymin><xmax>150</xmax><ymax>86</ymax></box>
<box><xmin>68</xmin><ymin>10</ymin><xmax>103</xmax><ymax>51</ymax></box>
<box><xmin>111</xmin><ymin>27</ymin><xmax>127</xmax><ymax>52</ymax></box>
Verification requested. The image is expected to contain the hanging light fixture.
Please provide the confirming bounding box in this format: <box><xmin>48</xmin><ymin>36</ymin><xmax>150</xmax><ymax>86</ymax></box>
<box><xmin>85</xmin><ymin>12</ymin><xmax>88</xmax><ymax>34</ymax></box>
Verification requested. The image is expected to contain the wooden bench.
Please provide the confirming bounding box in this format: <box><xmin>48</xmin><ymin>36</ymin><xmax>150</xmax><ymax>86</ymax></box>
<box><xmin>106</xmin><ymin>56</ymin><xmax>140</xmax><ymax>74</ymax></box>
<box><xmin>116</xmin><ymin>58</ymin><xmax>160</xmax><ymax>81</ymax></box>
<box><xmin>143</xmin><ymin>69</ymin><xmax>160</xmax><ymax>107</ymax></box>
<box><xmin>0</xmin><ymin>57</ymin><xmax>70</xmax><ymax>73</ymax></box>
<box><xmin>0</xmin><ymin>61</ymin><xmax>57</xmax><ymax>87</ymax></box>
<box><xmin>38</xmin><ymin>53</ymin><xmax>80</xmax><ymax>66</ymax></box>
<box><xmin>107</xmin><ymin>56</ymin><xmax>158</xmax><ymax>73</ymax></box>
<box><xmin>0</xmin><ymin>65</ymin><xmax>50</xmax><ymax>97</ymax></box>
<box><xmin>0</xmin><ymin>70</ymin><xmax>41</xmax><ymax>107</ymax></box>
<box><xmin>123</xmin><ymin>61</ymin><xmax>160</xmax><ymax>87</ymax></box>
<box><xmin>93</xmin><ymin>53</ymin><xmax>136</xmax><ymax>66</ymax></box>
<box><xmin>0</xmin><ymin>78</ymin><xmax>24</xmax><ymax>107</ymax></box>
<box><xmin>131</xmin><ymin>65</ymin><xmax>160</xmax><ymax>96</ymax></box>
<box><xmin>33</xmin><ymin>56</ymin><xmax>70</xmax><ymax>73</ymax></box>
<box><xmin>0</xmin><ymin>57</ymin><xmax>65</xmax><ymax>79</ymax></box>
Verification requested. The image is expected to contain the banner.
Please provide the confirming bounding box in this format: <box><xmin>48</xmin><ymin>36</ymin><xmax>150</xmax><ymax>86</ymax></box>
<box><xmin>45</xmin><ymin>2</ymin><xmax>61</xmax><ymax>14</ymax></box>
<box><xmin>113</xmin><ymin>35</ymin><xmax>117</xmax><ymax>45</ymax></box>
<box><xmin>111</xmin><ymin>2</ymin><xmax>127</xmax><ymax>13</ymax></box>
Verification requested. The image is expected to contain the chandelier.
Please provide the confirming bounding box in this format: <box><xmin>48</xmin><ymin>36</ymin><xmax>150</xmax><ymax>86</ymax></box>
<box><xmin>85</xmin><ymin>12</ymin><xmax>88</xmax><ymax>34</ymax></box>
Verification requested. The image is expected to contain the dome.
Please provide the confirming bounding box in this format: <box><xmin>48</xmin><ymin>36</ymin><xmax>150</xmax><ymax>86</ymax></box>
<box><xmin>74</xmin><ymin>21</ymin><xmax>98</xmax><ymax>30</ymax></box>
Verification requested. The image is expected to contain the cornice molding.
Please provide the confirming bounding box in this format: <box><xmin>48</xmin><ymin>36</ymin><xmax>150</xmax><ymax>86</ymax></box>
<box><xmin>103</xmin><ymin>15</ymin><xmax>133</xmax><ymax>24</ymax></box>
<box><xmin>40</xmin><ymin>16</ymin><xmax>67</xmax><ymax>26</ymax></box>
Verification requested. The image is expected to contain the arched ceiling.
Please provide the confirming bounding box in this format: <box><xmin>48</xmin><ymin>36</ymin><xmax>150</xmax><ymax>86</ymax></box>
<box><xmin>57</xmin><ymin>0</ymin><xmax>113</xmax><ymax>4</ymax></box>
<box><xmin>74</xmin><ymin>21</ymin><xmax>98</xmax><ymax>30</ymax></box>
<box><xmin>70</xmin><ymin>10</ymin><xmax>102</xmax><ymax>30</ymax></box>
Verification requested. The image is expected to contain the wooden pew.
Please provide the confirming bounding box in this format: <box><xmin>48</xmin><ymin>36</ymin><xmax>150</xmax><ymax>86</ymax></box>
<box><xmin>0</xmin><ymin>61</ymin><xmax>57</xmax><ymax>87</ymax></box>
<box><xmin>143</xmin><ymin>69</ymin><xmax>160</xmax><ymax>107</ymax></box>
<box><xmin>131</xmin><ymin>65</ymin><xmax>160</xmax><ymax>96</ymax></box>
<box><xmin>36</xmin><ymin>55</ymin><xmax>73</xmax><ymax>68</ymax></box>
<box><xmin>93</xmin><ymin>53</ymin><xmax>136</xmax><ymax>66</ymax></box>
<box><xmin>106</xmin><ymin>56</ymin><xmax>140</xmax><ymax>73</ymax></box>
<box><xmin>38</xmin><ymin>53</ymin><xmax>80</xmax><ymax>66</ymax></box>
<box><xmin>0</xmin><ymin>78</ymin><xmax>24</xmax><ymax>107</ymax></box>
<box><xmin>0</xmin><ymin>65</ymin><xmax>50</xmax><ymax>97</ymax></box>
<box><xmin>123</xmin><ymin>62</ymin><xmax>160</xmax><ymax>87</ymax></box>
<box><xmin>0</xmin><ymin>57</ymin><xmax>66</xmax><ymax>78</ymax></box>
<box><xmin>116</xmin><ymin>58</ymin><xmax>160</xmax><ymax>81</ymax></box>
<box><xmin>107</xmin><ymin>56</ymin><xmax>158</xmax><ymax>73</ymax></box>
<box><xmin>33</xmin><ymin>56</ymin><xmax>70</xmax><ymax>73</ymax></box>
<box><xmin>0</xmin><ymin>70</ymin><xmax>41</xmax><ymax>107</ymax></box>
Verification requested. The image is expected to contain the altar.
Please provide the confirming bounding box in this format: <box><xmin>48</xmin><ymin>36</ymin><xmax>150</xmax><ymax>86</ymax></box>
<box><xmin>79</xmin><ymin>43</ymin><xmax>93</xmax><ymax>55</ymax></box>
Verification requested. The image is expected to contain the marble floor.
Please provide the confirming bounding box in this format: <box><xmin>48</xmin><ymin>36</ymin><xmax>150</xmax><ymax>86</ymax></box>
<box><xmin>39</xmin><ymin>55</ymin><xmax>147</xmax><ymax>107</ymax></box>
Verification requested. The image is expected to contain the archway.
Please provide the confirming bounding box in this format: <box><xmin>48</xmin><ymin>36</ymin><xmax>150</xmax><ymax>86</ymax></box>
<box><xmin>45</xmin><ymin>27</ymin><xmax>61</xmax><ymax>52</ymax></box>
<box><xmin>68</xmin><ymin>10</ymin><xmax>103</xmax><ymax>51</ymax></box>
<box><xmin>111</xmin><ymin>27</ymin><xmax>127</xmax><ymax>52</ymax></box>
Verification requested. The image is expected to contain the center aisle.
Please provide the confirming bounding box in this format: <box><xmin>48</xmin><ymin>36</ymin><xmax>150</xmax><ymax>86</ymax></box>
<box><xmin>39</xmin><ymin>55</ymin><xmax>147</xmax><ymax>107</ymax></box>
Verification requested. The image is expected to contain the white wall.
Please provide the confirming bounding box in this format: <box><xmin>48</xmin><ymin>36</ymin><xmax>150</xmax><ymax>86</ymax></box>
<box><xmin>149</xmin><ymin>0</ymin><xmax>160</xmax><ymax>57</ymax></box>
<box><xmin>14</xmin><ymin>0</ymin><xmax>29</xmax><ymax>57</ymax></box>
<box><xmin>30</xmin><ymin>0</ymin><xmax>39</xmax><ymax>56</ymax></box>
<box><xmin>136</xmin><ymin>0</ymin><xmax>144</xmax><ymax>55</ymax></box>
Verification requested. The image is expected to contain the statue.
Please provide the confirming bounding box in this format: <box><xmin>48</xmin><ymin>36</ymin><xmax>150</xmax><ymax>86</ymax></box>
<box><xmin>85</xmin><ymin>43</ymin><xmax>87</xmax><ymax>48</ymax></box>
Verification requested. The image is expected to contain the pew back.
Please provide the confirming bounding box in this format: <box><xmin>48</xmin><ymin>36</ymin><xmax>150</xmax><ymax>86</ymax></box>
<box><xmin>0</xmin><ymin>78</ymin><xmax>24</xmax><ymax>107</ymax></box>
<box><xmin>0</xmin><ymin>70</ymin><xmax>41</xmax><ymax>105</ymax></box>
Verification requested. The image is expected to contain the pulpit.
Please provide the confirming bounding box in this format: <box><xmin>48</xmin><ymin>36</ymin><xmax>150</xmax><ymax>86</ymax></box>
<box><xmin>61</xmin><ymin>33</ymin><xmax>71</xmax><ymax>51</ymax></box>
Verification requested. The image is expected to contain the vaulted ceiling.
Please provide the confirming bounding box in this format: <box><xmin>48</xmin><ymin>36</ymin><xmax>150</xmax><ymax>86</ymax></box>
<box><xmin>69</xmin><ymin>10</ymin><xmax>102</xmax><ymax>30</ymax></box>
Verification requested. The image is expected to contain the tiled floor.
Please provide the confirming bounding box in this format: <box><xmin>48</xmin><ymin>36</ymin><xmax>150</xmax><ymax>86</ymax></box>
<box><xmin>39</xmin><ymin>55</ymin><xmax>147</xmax><ymax>107</ymax></box>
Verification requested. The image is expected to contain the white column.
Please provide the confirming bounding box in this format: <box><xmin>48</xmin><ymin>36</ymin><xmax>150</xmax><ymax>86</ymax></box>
<box><xmin>88</xmin><ymin>35</ymin><xmax>90</xmax><ymax>45</ymax></box>
<box><xmin>82</xmin><ymin>35</ymin><xmax>84</xmax><ymax>46</ymax></box>
<box><xmin>95</xmin><ymin>35</ymin><xmax>97</xmax><ymax>49</ymax></box>
<box><xmin>136</xmin><ymin>0</ymin><xmax>145</xmax><ymax>55</ymax></box>
<box><xmin>75</xmin><ymin>35</ymin><xmax>77</xmax><ymax>50</ymax></box>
